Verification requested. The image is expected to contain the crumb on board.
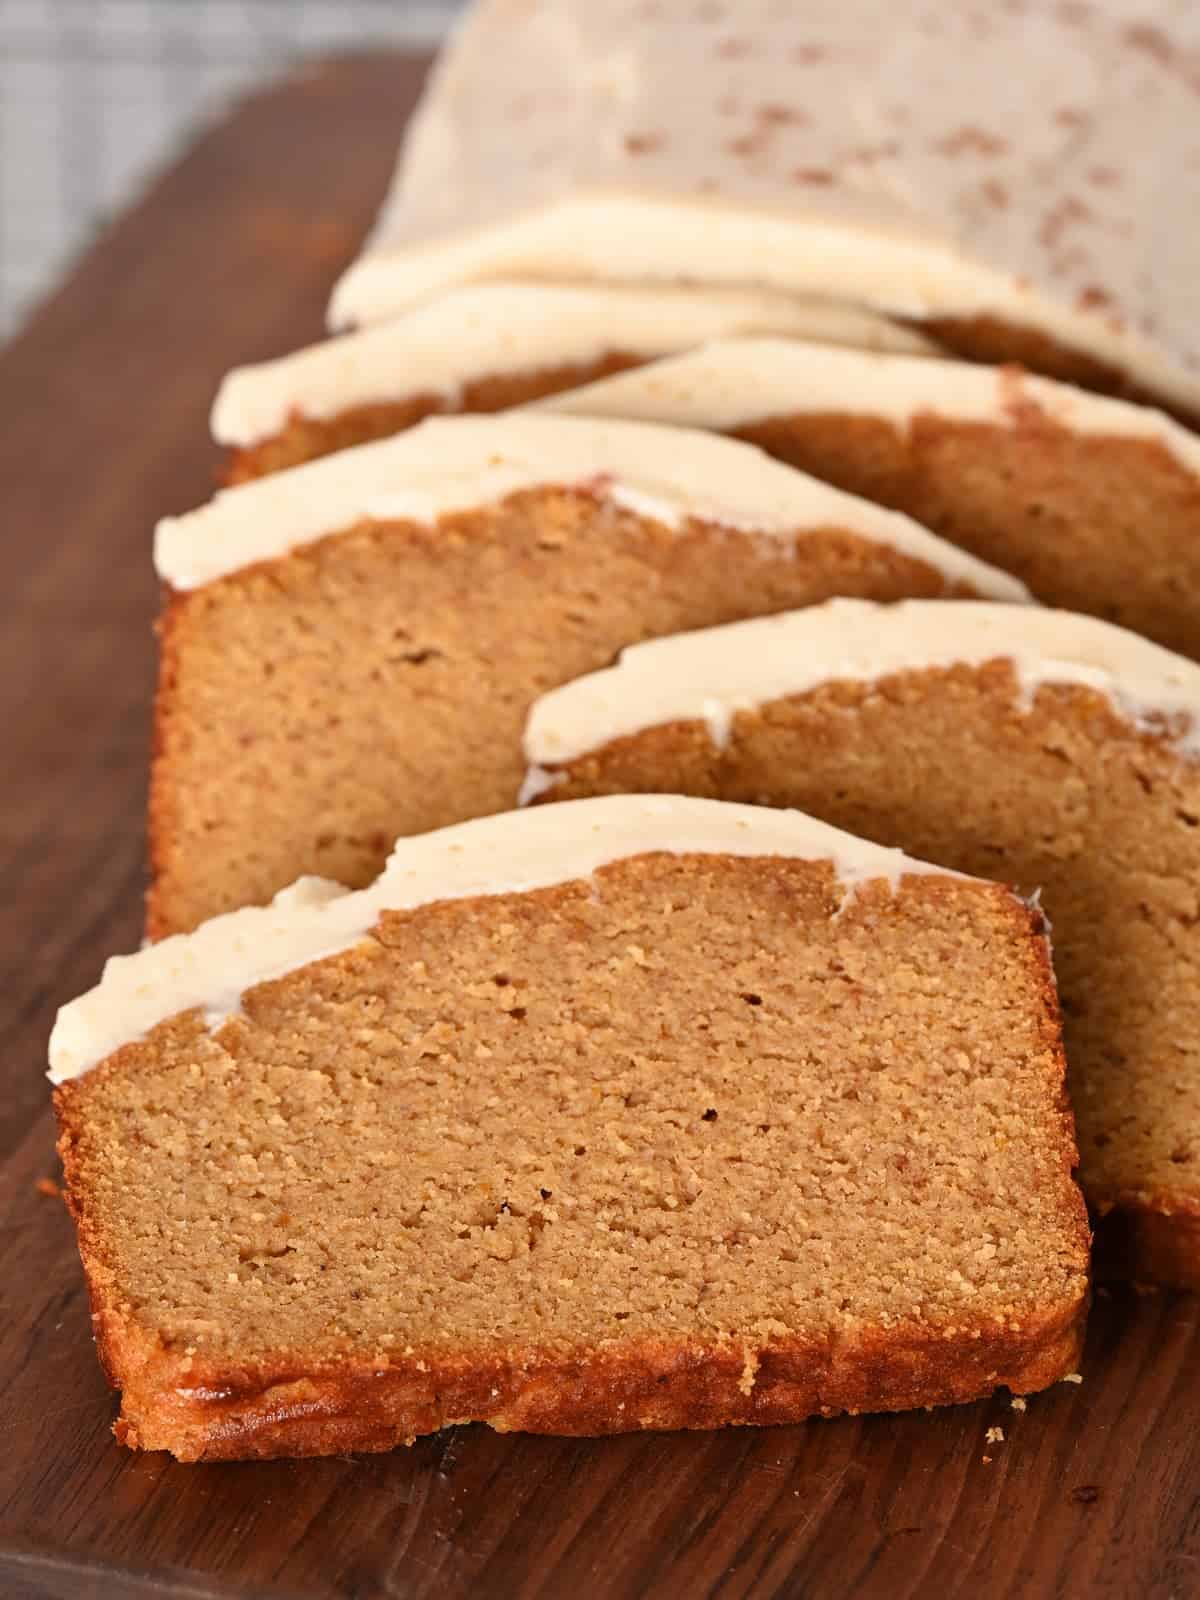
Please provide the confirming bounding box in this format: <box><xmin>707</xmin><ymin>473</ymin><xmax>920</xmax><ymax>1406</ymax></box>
<box><xmin>1011</xmin><ymin>1396</ymin><xmax>1027</xmax><ymax>1411</ymax></box>
<box><xmin>35</xmin><ymin>1177</ymin><xmax>62</xmax><ymax>1199</ymax></box>
<box><xmin>985</xmin><ymin>1426</ymin><xmax>1005</xmax><ymax>1444</ymax></box>
<box><xmin>982</xmin><ymin>1454</ymin><xmax>993</xmax><ymax>1464</ymax></box>
<box><xmin>1063</xmin><ymin>1372</ymin><xmax>1083</xmax><ymax>1384</ymax></box>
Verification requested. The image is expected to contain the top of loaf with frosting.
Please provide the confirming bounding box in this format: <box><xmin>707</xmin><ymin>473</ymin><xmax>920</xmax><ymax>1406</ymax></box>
<box><xmin>331</xmin><ymin>0</ymin><xmax>1200</xmax><ymax>416</ymax></box>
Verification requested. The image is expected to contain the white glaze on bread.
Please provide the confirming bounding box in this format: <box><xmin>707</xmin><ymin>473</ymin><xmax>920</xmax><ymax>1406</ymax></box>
<box><xmin>212</xmin><ymin>284</ymin><xmax>937</xmax><ymax>448</ymax></box>
<box><xmin>523</xmin><ymin>600</ymin><xmax>1200</xmax><ymax>770</ymax></box>
<box><xmin>49</xmin><ymin>795</ymin><xmax>966</xmax><ymax>1083</ymax></box>
<box><xmin>155</xmin><ymin>412</ymin><xmax>1029</xmax><ymax>597</ymax></box>
<box><xmin>538</xmin><ymin>337</ymin><xmax>1200</xmax><ymax>477</ymax></box>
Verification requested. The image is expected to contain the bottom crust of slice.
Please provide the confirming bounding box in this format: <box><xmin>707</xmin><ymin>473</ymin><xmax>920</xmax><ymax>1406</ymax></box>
<box><xmin>101</xmin><ymin>1307</ymin><xmax>1086</xmax><ymax>1463</ymax></box>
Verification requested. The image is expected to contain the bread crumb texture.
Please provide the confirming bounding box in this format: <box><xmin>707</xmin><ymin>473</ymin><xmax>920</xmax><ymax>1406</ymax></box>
<box><xmin>738</xmin><ymin>407</ymin><xmax>1200</xmax><ymax>658</ymax></box>
<box><xmin>150</xmin><ymin>487</ymin><xmax>985</xmax><ymax>934</ymax></box>
<box><xmin>547</xmin><ymin>663</ymin><xmax>1200</xmax><ymax>1266</ymax></box>
<box><xmin>57</xmin><ymin>857</ymin><xmax>1087</xmax><ymax>1459</ymax></box>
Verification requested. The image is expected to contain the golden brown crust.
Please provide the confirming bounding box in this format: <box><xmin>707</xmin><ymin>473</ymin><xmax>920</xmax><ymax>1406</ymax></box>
<box><xmin>918</xmin><ymin>313</ymin><xmax>1200</xmax><ymax>432</ymax></box>
<box><xmin>103</xmin><ymin>1310</ymin><xmax>1086</xmax><ymax>1463</ymax></box>
<box><xmin>222</xmin><ymin>352</ymin><xmax>645</xmax><ymax>483</ymax></box>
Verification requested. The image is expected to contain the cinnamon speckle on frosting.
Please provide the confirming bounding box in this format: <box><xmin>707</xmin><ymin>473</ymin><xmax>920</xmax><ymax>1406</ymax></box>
<box><xmin>1039</xmin><ymin>196</ymin><xmax>1095</xmax><ymax>252</ymax></box>
<box><xmin>1124</xmin><ymin>22</ymin><xmax>1200</xmax><ymax>96</ymax></box>
<box><xmin>980</xmin><ymin>178</ymin><xmax>1010</xmax><ymax>209</ymax></box>
<box><xmin>757</xmin><ymin>103</ymin><xmax>807</xmax><ymax>126</ymax></box>
<box><xmin>1124</xmin><ymin>21</ymin><xmax>1174</xmax><ymax>66</ymax></box>
<box><xmin>843</xmin><ymin>141</ymin><xmax>902</xmax><ymax>168</ymax></box>
<box><xmin>624</xmin><ymin>132</ymin><xmax>666</xmax><ymax>155</ymax></box>
<box><xmin>932</xmin><ymin>126</ymin><xmax>1008</xmax><ymax>157</ymax></box>
<box><xmin>1077</xmin><ymin>284</ymin><xmax>1115</xmax><ymax>312</ymax></box>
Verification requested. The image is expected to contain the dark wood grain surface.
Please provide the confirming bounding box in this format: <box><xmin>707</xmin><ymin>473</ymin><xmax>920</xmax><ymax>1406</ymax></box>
<box><xmin>1</xmin><ymin>52</ymin><xmax>1197</xmax><ymax>1600</ymax></box>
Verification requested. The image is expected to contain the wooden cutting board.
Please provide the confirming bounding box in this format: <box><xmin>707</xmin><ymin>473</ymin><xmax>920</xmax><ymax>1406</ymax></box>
<box><xmin>1</xmin><ymin>51</ymin><xmax>1197</xmax><ymax>1600</ymax></box>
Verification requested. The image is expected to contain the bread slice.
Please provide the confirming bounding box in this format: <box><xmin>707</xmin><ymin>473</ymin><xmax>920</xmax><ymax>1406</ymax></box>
<box><xmin>540</xmin><ymin>337</ymin><xmax>1200</xmax><ymax>658</ymax></box>
<box><xmin>53</xmin><ymin>797</ymin><xmax>1089</xmax><ymax>1462</ymax></box>
<box><xmin>213</xmin><ymin>283</ymin><xmax>936</xmax><ymax>482</ymax></box>
<box><xmin>523</xmin><ymin>600</ymin><xmax>1200</xmax><ymax>1284</ymax></box>
<box><xmin>149</xmin><ymin>411</ymin><xmax>1026</xmax><ymax>936</ymax></box>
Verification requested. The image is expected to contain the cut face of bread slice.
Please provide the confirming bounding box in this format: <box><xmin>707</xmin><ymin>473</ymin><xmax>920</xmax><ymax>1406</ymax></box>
<box><xmin>149</xmin><ymin>412</ymin><xmax>1026</xmax><ymax>937</ymax></box>
<box><xmin>52</xmin><ymin>796</ymin><xmax>1089</xmax><ymax>1462</ymax></box>
<box><xmin>331</xmin><ymin>0</ymin><xmax>1200</xmax><ymax>424</ymax></box>
<box><xmin>539</xmin><ymin>337</ymin><xmax>1200</xmax><ymax>659</ymax></box>
<box><xmin>212</xmin><ymin>284</ymin><xmax>938</xmax><ymax>482</ymax></box>
<box><xmin>524</xmin><ymin>600</ymin><xmax>1200</xmax><ymax>1285</ymax></box>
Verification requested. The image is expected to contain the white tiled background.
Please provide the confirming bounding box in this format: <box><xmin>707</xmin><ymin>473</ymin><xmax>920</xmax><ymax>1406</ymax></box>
<box><xmin>0</xmin><ymin>0</ymin><xmax>463</xmax><ymax>337</ymax></box>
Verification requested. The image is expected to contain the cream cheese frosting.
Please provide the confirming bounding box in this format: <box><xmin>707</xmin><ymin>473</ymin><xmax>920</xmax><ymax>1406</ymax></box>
<box><xmin>329</xmin><ymin>0</ymin><xmax>1200</xmax><ymax>418</ymax></box>
<box><xmin>212</xmin><ymin>283</ymin><xmax>938</xmax><ymax>449</ymax></box>
<box><xmin>48</xmin><ymin>794</ymin><xmax>965</xmax><ymax>1083</ymax></box>
<box><xmin>154</xmin><ymin>411</ymin><xmax>1029</xmax><ymax>598</ymax></box>
<box><xmin>523</xmin><ymin>600</ymin><xmax>1200</xmax><ymax>773</ymax></box>
<box><xmin>538</xmin><ymin>337</ymin><xmax>1200</xmax><ymax>477</ymax></box>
